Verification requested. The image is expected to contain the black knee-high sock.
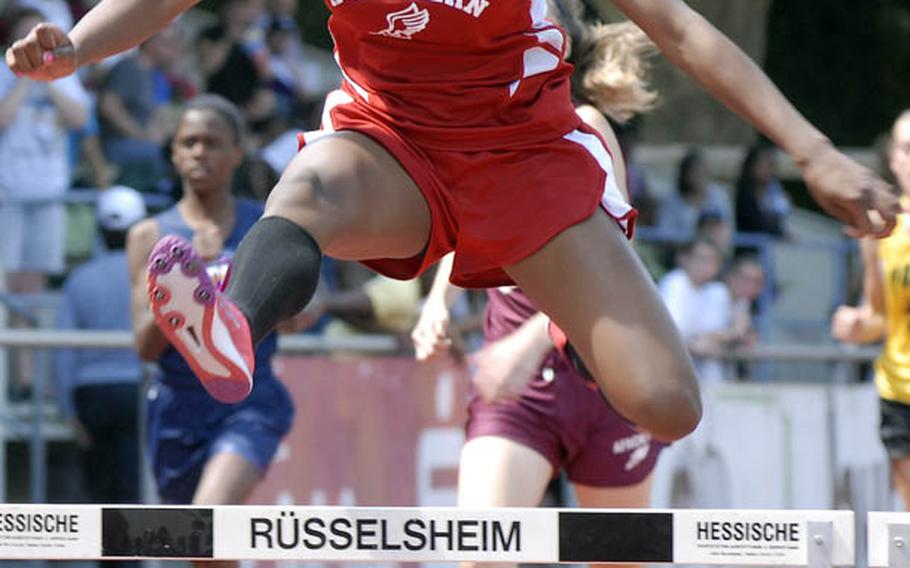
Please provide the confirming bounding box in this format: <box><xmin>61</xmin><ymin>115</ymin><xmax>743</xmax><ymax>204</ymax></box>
<box><xmin>225</xmin><ymin>217</ymin><xmax>322</xmax><ymax>344</ymax></box>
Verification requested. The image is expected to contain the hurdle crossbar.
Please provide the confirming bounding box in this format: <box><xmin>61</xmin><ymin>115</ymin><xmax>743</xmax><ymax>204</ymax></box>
<box><xmin>0</xmin><ymin>505</ymin><xmax>852</xmax><ymax>565</ymax></box>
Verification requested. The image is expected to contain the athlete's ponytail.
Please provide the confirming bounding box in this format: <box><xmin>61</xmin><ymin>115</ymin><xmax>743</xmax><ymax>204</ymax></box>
<box><xmin>548</xmin><ymin>0</ymin><xmax>657</xmax><ymax>123</ymax></box>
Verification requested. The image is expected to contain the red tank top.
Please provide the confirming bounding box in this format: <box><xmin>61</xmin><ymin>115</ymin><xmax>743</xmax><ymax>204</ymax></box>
<box><xmin>325</xmin><ymin>0</ymin><xmax>580</xmax><ymax>150</ymax></box>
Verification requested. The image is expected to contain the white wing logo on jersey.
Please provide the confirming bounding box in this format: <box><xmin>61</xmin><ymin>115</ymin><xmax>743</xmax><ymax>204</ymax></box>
<box><xmin>372</xmin><ymin>3</ymin><xmax>430</xmax><ymax>40</ymax></box>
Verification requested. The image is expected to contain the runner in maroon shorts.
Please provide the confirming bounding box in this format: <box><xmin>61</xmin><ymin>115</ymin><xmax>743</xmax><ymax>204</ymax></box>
<box><xmin>412</xmin><ymin>5</ymin><xmax>659</xmax><ymax>551</ymax></box>
<box><xmin>419</xmin><ymin>278</ymin><xmax>661</xmax><ymax>520</ymax></box>
<box><xmin>9</xmin><ymin>0</ymin><xmax>896</xmax><ymax>444</ymax></box>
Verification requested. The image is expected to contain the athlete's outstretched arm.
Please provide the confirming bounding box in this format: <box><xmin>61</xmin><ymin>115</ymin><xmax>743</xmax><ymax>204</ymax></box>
<box><xmin>609</xmin><ymin>0</ymin><xmax>897</xmax><ymax>238</ymax></box>
<box><xmin>470</xmin><ymin>312</ymin><xmax>552</xmax><ymax>403</ymax></box>
<box><xmin>6</xmin><ymin>0</ymin><xmax>198</xmax><ymax>80</ymax></box>
<box><xmin>412</xmin><ymin>253</ymin><xmax>463</xmax><ymax>360</ymax></box>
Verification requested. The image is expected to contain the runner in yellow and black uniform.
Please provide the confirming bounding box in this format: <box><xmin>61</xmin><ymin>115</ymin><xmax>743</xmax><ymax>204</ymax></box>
<box><xmin>833</xmin><ymin>109</ymin><xmax>910</xmax><ymax>507</ymax></box>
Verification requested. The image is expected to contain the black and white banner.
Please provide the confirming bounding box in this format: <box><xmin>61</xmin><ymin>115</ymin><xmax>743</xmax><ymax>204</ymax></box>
<box><xmin>0</xmin><ymin>505</ymin><xmax>100</xmax><ymax>559</ymax></box>
<box><xmin>0</xmin><ymin>505</ymin><xmax>853</xmax><ymax>565</ymax></box>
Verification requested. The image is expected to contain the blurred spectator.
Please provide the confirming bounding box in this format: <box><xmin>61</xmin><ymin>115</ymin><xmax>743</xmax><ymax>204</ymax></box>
<box><xmin>17</xmin><ymin>0</ymin><xmax>72</xmax><ymax>30</ymax></box>
<box><xmin>723</xmin><ymin>255</ymin><xmax>765</xmax><ymax>349</ymax></box>
<box><xmin>98</xmin><ymin>25</ymin><xmax>184</xmax><ymax>193</ymax></box>
<box><xmin>262</xmin><ymin>0</ymin><xmax>300</xmax><ymax>36</ymax></box>
<box><xmin>298</xmin><ymin>261</ymin><xmax>425</xmax><ymax>345</ymax></box>
<box><xmin>735</xmin><ymin>143</ymin><xmax>791</xmax><ymax>238</ymax></box>
<box><xmin>657</xmin><ymin>148</ymin><xmax>732</xmax><ymax>237</ymax></box>
<box><xmin>658</xmin><ymin>237</ymin><xmax>730</xmax><ymax>383</ymax></box>
<box><xmin>257</xmin><ymin>89</ymin><xmax>346</xmax><ymax>180</ymax></box>
<box><xmin>695</xmin><ymin>211</ymin><xmax>734</xmax><ymax>261</ymax></box>
<box><xmin>71</xmin><ymin>108</ymin><xmax>116</xmax><ymax>189</ymax></box>
<box><xmin>615</xmin><ymin>122</ymin><xmax>656</xmax><ymax>225</ymax></box>
<box><xmin>259</xmin><ymin>125</ymin><xmax>300</xmax><ymax>174</ymax></box>
<box><xmin>197</xmin><ymin>0</ymin><xmax>275</xmax><ymax>127</ymax></box>
<box><xmin>265</xmin><ymin>17</ymin><xmax>310</xmax><ymax>118</ymax></box>
<box><xmin>0</xmin><ymin>6</ymin><xmax>89</xmax><ymax>293</ymax></box>
<box><xmin>54</xmin><ymin>186</ymin><xmax>147</xmax><ymax>511</ymax></box>
<box><xmin>263</xmin><ymin>11</ymin><xmax>339</xmax><ymax>122</ymax></box>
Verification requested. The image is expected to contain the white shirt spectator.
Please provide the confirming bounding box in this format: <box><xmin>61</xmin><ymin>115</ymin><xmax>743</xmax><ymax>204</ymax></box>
<box><xmin>656</xmin><ymin>182</ymin><xmax>732</xmax><ymax>237</ymax></box>
<box><xmin>659</xmin><ymin>268</ymin><xmax>732</xmax><ymax>383</ymax></box>
<box><xmin>260</xmin><ymin>129</ymin><xmax>299</xmax><ymax>174</ymax></box>
<box><xmin>0</xmin><ymin>67</ymin><xmax>90</xmax><ymax>201</ymax></box>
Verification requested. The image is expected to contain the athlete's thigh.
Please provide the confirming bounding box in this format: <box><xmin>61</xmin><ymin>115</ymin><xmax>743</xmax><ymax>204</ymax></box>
<box><xmin>458</xmin><ymin>436</ymin><xmax>554</xmax><ymax>508</ymax></box>
<box><xmin>503</xmin><ymin>210</ymin><xmax>699</xmax><ymax>439</ymax></box>
<box><xmin>574</xmin><ymin>476</ymin><xmax>653</xmax><ymax>568</ymax></box>
<box><xmin>574</xmin><ymin>474</ymin><xmax>653</xmax><ymax>509</ymax></box>
<box><xmin>892</xmin><ymin>456</ymin><xmax>910</xmax><ymax>509</ymax></box>
<box><xmin>192</xmin><ymin>451</ymin><xmax>260</xmax><ymax>505</ymax></box>
<box><xmin>264</xmin><ymin>131</ymin><xmax>431</xmax><ymax>261</ymax></box>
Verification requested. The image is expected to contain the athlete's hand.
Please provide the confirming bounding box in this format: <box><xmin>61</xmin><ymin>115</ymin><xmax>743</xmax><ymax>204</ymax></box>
<box><xmin>469</xmin><ymin>331</ymin><xmax>545</xmax><ymax>403</ymax></box>
<box><xmin>5</xmin><ymin>23</ymin><xmax>76</xmax><ymax>81</ymax></box>
<box><xmin>411</xmin><ymin>298</ymin><xmax>451</xmax><ymax>361</ymax></box>
<box><xmin>831</xmin><ymin>305</ymin><xmax>865</xmax><ymax>343</ymax></box>
<box><xmin>801</xmin><ymin>143</ymin><xmax>899</xmax><ymax>239</ymax></box>
<box><xmin>193</xmin><ymin>223</ymin><xmax>224</xmax><ymax>261</ymax></box>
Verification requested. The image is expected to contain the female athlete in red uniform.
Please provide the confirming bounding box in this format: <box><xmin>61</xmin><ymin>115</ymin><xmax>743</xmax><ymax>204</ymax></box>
<box><xmin>8</xmin><ymin>0</ymin><xmax>896</xmax><ymax>442</ymax></box>
<box><xmin>412</xmin><ymin>4</ymin><xmax>659</xmax><ymax>548</ymax></box>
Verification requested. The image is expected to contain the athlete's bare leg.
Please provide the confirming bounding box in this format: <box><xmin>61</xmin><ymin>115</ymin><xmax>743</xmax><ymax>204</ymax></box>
<box><xmin>457</xmin><ymin>436</ymin><xmax>554</xmax><ymax>568</ymax></box>
<box><xmin>192</xmin><ymin>451</ymin><xmax>260</xmax><ymax>505</ymax></box>
<box><xmin>505</xmin><ymin>210</ymin><xmax>702</xmax><ymax>442</ymax></box>
<box><xmin>263</xmin><ymin>131</ymin><xmax>431</xmax><ymax>260</ymax></box>
<box><xmin>575</xmin><ymin>475</ymin><xmax>654</xmax><ymax>568</ymax></box>
<box><xmin>189</xmin><ymin>452</ymin><xmax>261</xmax><ymax>568</ymax></box>
<box><xmin>891</xmin><ymin>456</ymin><xmax>910</xmax><ymax>509</ymax></box>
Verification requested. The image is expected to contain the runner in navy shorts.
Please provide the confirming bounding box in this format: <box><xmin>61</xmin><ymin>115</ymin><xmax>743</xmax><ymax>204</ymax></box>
<box><xmin>126</xmin><ymin>96</ymin><xmax>296</xmax><ymax>511</ymax></box>
<box><xmin>147</xmin><ymin>376</ymin><xmax>292</xmax><ymax>503</ymax></box>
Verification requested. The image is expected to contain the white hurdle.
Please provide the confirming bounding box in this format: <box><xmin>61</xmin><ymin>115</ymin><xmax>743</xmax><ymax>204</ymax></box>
<box><xmin>0</xmin><ymin>505</ymin><xmax>853</xmax><ymax>566</ymax></box>
<box><xmin>867</xmin><ymin>512</ymin><xmax>910</xmax><ymax>567</ymax></box>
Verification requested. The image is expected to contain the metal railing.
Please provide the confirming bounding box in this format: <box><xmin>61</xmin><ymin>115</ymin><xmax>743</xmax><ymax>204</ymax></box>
<box><xmin>0</xmin><ymin>184</ymin><xmax>866</xmax><ymax>505</ymax></box>
<box><xmin>0</xmin><ymin>329</ymin><xmax>402</xmax><ymax>505</ymax></box>
<box><xmin>635</xmin><ymin>226</ymin><xmax>855</xmax><ymax>381</ymax></box>
<box><xmin>0</xmin><ymin>328</ymin><xmax>881</xmax><ymax>505</ymax></box>
<box><xmin>0</xmin><ymin>328</ymin><xmax>400</xmax><ymax>352</ymax></box>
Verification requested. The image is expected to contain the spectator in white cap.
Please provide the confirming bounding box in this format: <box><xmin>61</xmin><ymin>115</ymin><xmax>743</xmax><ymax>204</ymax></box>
<box><xmin>54</xmin><ymin>185</ymin><xmax>147</xmax><ymax>522</ymax></box>
<box><xmin>97</xmin><ymin>185</ymin><xmax>148</xmax><ymax>242</ymax></box>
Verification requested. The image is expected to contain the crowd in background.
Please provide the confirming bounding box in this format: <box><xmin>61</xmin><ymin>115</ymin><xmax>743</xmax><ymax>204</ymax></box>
<box><xmin>0</xmin><ymin>0</ymin><xmax>834</xmax><ymax>400</ymax></box>
<box><xmin>1</xmin><ymin>0</ymin><xmax>891</xmax><ymax>420</ymax></box>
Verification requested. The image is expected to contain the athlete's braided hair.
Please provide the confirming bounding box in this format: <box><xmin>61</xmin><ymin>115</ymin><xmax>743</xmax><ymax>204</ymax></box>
<box><xmin>548</xmin><ymin>0</ymin><xmax>657</xmax><ymax>123</ymax></box>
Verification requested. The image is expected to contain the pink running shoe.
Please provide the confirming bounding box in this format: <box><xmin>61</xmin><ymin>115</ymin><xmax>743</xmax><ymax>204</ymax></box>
<box><xmin>147</xmin><ymin>235</ymin><xmax>254</xmax><ymax>403</ymax></box>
